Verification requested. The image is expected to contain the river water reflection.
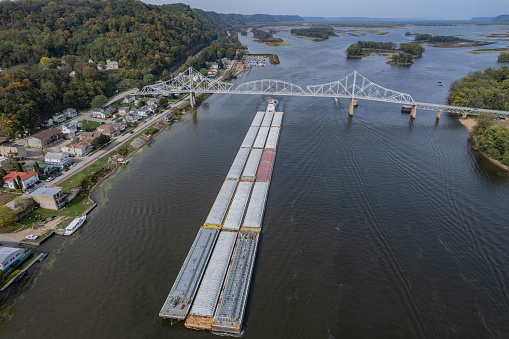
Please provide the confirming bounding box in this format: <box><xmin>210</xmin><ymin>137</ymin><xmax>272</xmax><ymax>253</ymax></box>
<box><xmin>1</xmin><ymin>25</ymin><xmax>509</xmax><ymax>338</ymax></box>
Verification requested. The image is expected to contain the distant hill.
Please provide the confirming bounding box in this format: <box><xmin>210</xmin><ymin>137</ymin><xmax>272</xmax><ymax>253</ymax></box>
<box><xmin>492</xmin><ymin>15</ymin><xmax>509</xmax><ymax>22</ymax></box>
<box><xmin>471</xmin><ymin>17</ymin><xmax>496</xmax><ymax>21</ymax></box>
<box><xmin>204</xmin><ymin>11</ymin><xmax>303</xmax><ymax>26</ymax></box>
<box><xmin>302</xmin><ymin>17</ymin><xmax>431</xmax><ymax>22</ymax></box>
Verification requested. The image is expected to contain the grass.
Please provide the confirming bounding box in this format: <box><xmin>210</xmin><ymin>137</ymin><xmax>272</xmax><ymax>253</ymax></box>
<box><xmin>3</xmin><ymin>255</ymin><xmax>36</xmax><ymax>284</ymax></box>
<box><xmin>58</xmin><ymin>153</ymin><xmax>112</xmax><ymax>193</ymax></box>
<box><xmin>0</xmin><ymin>191</ymin><xmax>19</xmax><ymax>205</ymax></box>
<box><xmin>17</xmin><ymin>195</ymin><xmax>91</xmax><ymax>230</ymax></box>
<box><xmin>81</xmin><ymin>120</ymin><xmax>102</xmax><ymax>129</ymax></box>
<box><xmin>295</xmin><ymin>35</ymin><xmax>315</xmax><ymax>41</ymax></box>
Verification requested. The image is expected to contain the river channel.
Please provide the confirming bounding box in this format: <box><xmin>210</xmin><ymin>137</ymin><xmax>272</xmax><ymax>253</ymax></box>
<box><xmin>1</xmin><ymin>25</ymin><xmax>509</xmax><ymax>338</ymax></box>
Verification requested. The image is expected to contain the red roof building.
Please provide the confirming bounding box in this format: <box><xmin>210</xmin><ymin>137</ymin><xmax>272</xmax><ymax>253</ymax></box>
<box><xmin>2</xmin><ymin>171</ymin><xmax>39</xmax><ymax>190</ymax></box>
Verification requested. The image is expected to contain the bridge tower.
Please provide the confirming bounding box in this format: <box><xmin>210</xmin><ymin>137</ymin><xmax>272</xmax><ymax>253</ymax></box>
<box><xmin>349</xmin><ymin>71</ymin><xmax>357</xmax><ymax>116</ymax></box>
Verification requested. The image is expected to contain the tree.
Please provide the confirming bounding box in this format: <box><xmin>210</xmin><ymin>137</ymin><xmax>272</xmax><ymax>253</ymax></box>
<box><xmin>83</xmin><ymin>64</ymin><xmax>99</xmax><ymax>81</ymax></box>
<box><xmin>91</xmin><ymin>95</ymin><xmax>108</xmax><ymax>108</ymax></box>
<box><xmin>0</xmin><ymin>169</ymin><xmax>7</xmax><ymax>177</ymax></box>
<box><xmin>16</xmin><ymin>175</ymin><xmax>23</xmax><ymax>190</ymax></box>
<box><xmin>81</xmin><ymin>122</ymin><xmax>96</xmax><ymax>132</ymax></box>
<box><xmin>0</xmin><ymin>205</ymin><xmax>16</xmax><ymax>228</ymax></box>
<box><xmin>14</xmin><ymin>162</ymin><xmax>22</xmax><ymax>172</ymax></box>
<box><xmin>91</xmin><ymin>134</ymin><xmax>111</xmax><ymax>149</ymax></box>
<box><xmin>498</xmin><ymin>52</ymin><xmax>509</xmax><ymax>62</ymax></box>
<box><xmin>218</xmin><ymin>59</ymin><xmax>224</xmax><ymax>69</ymax></box>
<box><xmin>474</xmin><ymin>113</ymin><xmax>495</xmax><ymax>135</ymax></box>
<box><xmin>200</xmin><ymin>68</ymin><xmax>208</xmax><ymax>77</ymax></box>
<box><xmin>161</xmin><ymin>69</ymin><xmax>171</xmax><ymax>81</ymax></box>
<box><xmin>143</xmin><ymin>74</ymin><xmax>156</xmax><ymax>85</ymax></box>
<box><xmin>13</xmin><ymin>179</ymin><xmax>19</xmax><ymax>190</ymax></box>
<box><xmin>346</xmin><ymin>44</ymin><xmax>362</xmax><ymax>57</ymax></box>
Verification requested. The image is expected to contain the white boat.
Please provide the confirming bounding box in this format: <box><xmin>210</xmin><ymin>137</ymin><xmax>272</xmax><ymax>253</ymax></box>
<box><xmin>267</xmin><ymin>100</ymin><xmax>278</xmax><ymax>112</ymax></box>
<box><xmin>64</xmin><ymin>216</ymin><xmax>87</xmax><ymax>236</ymax></box>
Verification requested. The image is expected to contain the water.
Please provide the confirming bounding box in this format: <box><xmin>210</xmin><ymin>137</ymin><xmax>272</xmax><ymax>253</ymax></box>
<box><xmin>2</xmin><ymin>25</ymin><xmax>509</xmax><ymax>338</ymax></box>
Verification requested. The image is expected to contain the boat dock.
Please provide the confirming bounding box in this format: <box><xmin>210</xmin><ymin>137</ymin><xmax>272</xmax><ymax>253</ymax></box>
<box><xmin>160</xmin><ymin>102</ymin><xmax>283</xmax><ymax>334</ymax></box>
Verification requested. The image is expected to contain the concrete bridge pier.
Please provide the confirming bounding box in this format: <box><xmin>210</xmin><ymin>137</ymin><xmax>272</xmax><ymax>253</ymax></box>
<box><xmin>436</xmin><ymin>110</ymin><xmax>442</xmax><ymax>120</ymax></box>
<box><xmin>190</xmin><ymin>92</ymin><xmax>196</xmax><ymax>108</ymax></box>
<box><xmin>349</xmin><ymin>98</ymin><xmax>355</xmax><ymax>116</ymax></box>
<box><xmin>462</xmin><ymin>113</ymin><xmax>467</xmax><ymax>119</ymax></box>
<box><xmin>410</xmin><ymin>105</ymin><xmax>417</xmax><ymax>119</ymax></box>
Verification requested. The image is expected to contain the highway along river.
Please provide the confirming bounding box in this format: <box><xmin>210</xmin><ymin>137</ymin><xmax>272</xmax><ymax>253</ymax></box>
<box><xmin>1</xmin><ymin>25</ymin><xmax>509</xmax><ymax>338</ymax></box>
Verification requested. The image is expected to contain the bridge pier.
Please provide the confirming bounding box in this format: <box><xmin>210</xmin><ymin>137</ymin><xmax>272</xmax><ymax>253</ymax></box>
<box><xmin>462</xmin><ymin>113</ymin><xmax>467</xmax><ymax>119</ymax></box>
<box><xmin>410</xmin><ymin>105</ymin><xmax>417</xmax><ymax>119</ymax></box>
<box><xmin>190</xmin><ymin>92</ymin><xmax>196</xmax><ymax>108</ymax></box>
<box><xmin>349</xmin><ymin>98</ymin><xmax>355</xmax><ymax>116</ymax></box>
<box><xmin>436</xmin><ymin>110</ymin><xmax>442</xmax><ymax>120</ymax></box>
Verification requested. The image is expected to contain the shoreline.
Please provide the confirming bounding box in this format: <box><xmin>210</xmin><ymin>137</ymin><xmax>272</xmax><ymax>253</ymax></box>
<box><xmin>459</xmin><ymin>117</ymin><xmax>509</xmax><ymax>171</ymax></box>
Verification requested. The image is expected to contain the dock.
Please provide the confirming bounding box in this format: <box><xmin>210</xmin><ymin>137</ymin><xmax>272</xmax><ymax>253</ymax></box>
<box><xmin>160</xmin><ymin>102</ymin><xmax>283</xmax><ymax>334</ymax></box>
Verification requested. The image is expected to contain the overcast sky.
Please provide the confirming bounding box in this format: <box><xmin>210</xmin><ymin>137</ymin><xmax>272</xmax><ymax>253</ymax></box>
<box><xmin>144</xmin><ymin>0</ymin><xmax>508</xmax><ymax>20</ymax></box>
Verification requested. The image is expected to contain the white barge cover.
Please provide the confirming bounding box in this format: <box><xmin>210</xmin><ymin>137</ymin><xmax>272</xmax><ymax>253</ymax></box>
<box><xmin>251</xmin><ymin>111</ymin><xmax>265</xmax><ymax>127</ymax></box>
<box><xmin>189</xmin><ymin>231</ymin><xmax>237</xmax><ymax>317</ymax></box>
<box><xmin>261</xmin><ymin>111</ymin><xmax>274</xmax><ymax>127</ymax></box>
<box><xmin>159</xmin><ymin>228</ymin><xmax>219</xmax><ymax>319</ymax></box>
<box><xmin>223</xmin><ymin>181</ymin><xmax>253</xmax><ymax>231</ymax></box>
<box><xmin>265</xmin><ymin>127</ymin><xmax>280</xmax><ymax>149</ymax></box>
<box><xmin>272</xmin><ymin>112</ymin><xmax>283</xmax><ymax>128</ymax></box>
<box><xmin>241</xmin><ymin>149</ymin><xmax>263</xmax><ymax>181</ymax></box>
<box><xmin>241</xmin><ymin>126</ymin><xmax>259</xmax><ymax>148</ymax></box>
<box><xmin>212</xmin><ymin>231</ymin><xmax>259</xmax><ymax>333</ymax></box>
<box><xmin>226</xmin><ymin>148</ymin><xmax>250</xmax><ymax>180</ymax></box>
<box><xmin>242</xmin><ymin>182</ymin><xmax>269</xmax><ymax>229</ymax></box>
<box><xmin>252</xmin><ymin>126</ymin><xmax>269</xmax><ymax>149</ymax></box>
<box><xmin>204</xmin><ymin>180</ymin><xmax>237</xmax><ymax>227</ymax></box>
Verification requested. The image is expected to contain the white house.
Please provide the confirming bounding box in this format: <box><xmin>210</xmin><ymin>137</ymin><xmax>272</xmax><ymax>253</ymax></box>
<box><xmin>59</xmin><ymin>121</ymin><xmax>79</xmax><ymax>138</ymax></box>
<box><xmin>146</xmin><ymin>98</ymin><xmax>160</xmax><ymax>106</ymax></box>
<box><xmin>62</xmin><ymin>108</ymin><xmax>77</xmax><ymax>118</ymax></box>
<box><xmin>124</xmin><ymin>112</ymin><xmax>141</xmax><ymax>122</ymax></box>
<box><xmin>122</xmin><ymin>96</ymin><xmax>134</xmax><ymax>104</ymax></box>
<box><xmin>137</xmin><ymin>107</ymin><xmax>152</xmax><ymax>117</ymax></box>
<box><xmin>118</xmin><ymin>107</ymin><xmax>130</xmax><ymax>115</ymax></box>
<box><xmin>61</xmin><ymin>138</ymin><xmax>93</xmax><ymax>156</ymax></box>
<box><xmin>0</xmin><ymin>246</ymin><xmax>27</xmax><ymax>272</ymax></box>
<box><xmin>69</xmin><ymin>71</ymin><xmax>76</xmax><ymax>77</ymax></box>
<box><xmin>2</xmin><ymin>171</ymin><xmax>39</xmax><ymax>190</ymax></box>
<box><xmin>92</xmin><ymin>109</ymin><xmax>110</xmax><ymax>119</ymax></box>
<box><xmin>96</xmin><ymin>124</ymin><xmax>120</xmax><ymax>137</ymax></box>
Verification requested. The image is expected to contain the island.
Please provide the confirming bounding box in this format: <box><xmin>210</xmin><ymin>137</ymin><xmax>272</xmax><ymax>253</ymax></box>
<box><xmin>290</xmin><ymin>26</ymin><xmax>337</xmax><ymax>41</ymax></box>
<box><xmin>414</xmin><ymin>34</ymin><xmax>492</xmax><ymax>48</ymax></box>
<box><xmin>346</xmin><ymin>41</ymin><xmax>425</xmax><ymax>65</ymax></box>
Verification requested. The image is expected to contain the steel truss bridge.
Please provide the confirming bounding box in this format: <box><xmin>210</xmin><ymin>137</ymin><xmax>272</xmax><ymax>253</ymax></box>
<box><xmin>139</xmin><ymin>68</ymin><xmax>509</xmax><ymax>118</ymax></box>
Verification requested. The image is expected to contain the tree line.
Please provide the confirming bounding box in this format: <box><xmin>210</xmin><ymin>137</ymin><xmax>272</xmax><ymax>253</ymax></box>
<box><xmin>414</xmin><ymin>34</ymin><xmax>462</xmax><ymax>43</ymax></box>
<box><xmin>290</xmin><ymin>27</ymin><xmax>336</xmax><ymax>40</ymax></box>
<box><xmin>346</xmin><ymin>41</ymin><xmax>425</xmax><ymax>57</ymax></box>
<box><xmin>0</xmin><ymin>0</ymin><xmax>245</xmax><ymax>137</ymax></box>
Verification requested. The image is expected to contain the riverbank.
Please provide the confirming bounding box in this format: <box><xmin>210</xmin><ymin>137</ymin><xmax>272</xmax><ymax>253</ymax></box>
<box><xmin>460</xmin><ymin>117</ymin><xmax>509</xmax><ymax>171</ymax></box>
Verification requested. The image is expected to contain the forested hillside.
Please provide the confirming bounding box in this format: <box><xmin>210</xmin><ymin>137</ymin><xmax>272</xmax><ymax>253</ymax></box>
<box><xmin>0</xmin><ymin>0</ymin><xmax>244</xmax><ymax>137</ymax></box>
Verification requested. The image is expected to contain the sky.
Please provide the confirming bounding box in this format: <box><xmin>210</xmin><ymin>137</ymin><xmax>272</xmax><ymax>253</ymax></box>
<box><xmin>144</xmin><ymin>0</ymin><xmax>508</xmax><ymax>20</ymax></box>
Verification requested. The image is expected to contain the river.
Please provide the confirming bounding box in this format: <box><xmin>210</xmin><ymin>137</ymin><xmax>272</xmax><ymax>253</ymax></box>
<box><xmin>1</xmin><ymin>25</ymin><xmax>509</xmax><ymax>338</ymax></box>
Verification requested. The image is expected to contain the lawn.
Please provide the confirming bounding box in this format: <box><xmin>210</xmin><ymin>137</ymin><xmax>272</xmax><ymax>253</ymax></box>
<box><xmin>0</xmin><ymin>191</ymin><xmax>19</xmax><ymax>205</ymax></box>
<box><xmin>81</xmin><ymin>120</ymin><xmax>102</xmax><ymax>129</ymax></box>
<box><xmin>17</xmin><ymin>195</ymin><xmax>91</xmax><ymax>230</ymax></box>
<box><xmin>58</xmin><ymin>153</ymin><xmax>111</xmax><ymax>193</ymax></box>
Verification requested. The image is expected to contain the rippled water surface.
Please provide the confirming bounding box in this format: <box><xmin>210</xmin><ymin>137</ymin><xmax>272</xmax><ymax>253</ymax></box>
<box><xmin>1</xmin><ymin>25</ymin><xmax>509</xmax><ymax>338</ymax></box>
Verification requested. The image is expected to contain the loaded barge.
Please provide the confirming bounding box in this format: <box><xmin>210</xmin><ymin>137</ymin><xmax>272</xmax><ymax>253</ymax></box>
<box><xmin>160</xmin><ymin>101</ymin><xmax>283</xmax><ymax>334</ymax></box>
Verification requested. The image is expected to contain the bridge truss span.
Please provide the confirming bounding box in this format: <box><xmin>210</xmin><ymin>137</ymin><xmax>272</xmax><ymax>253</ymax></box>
<box><xmin>139</xmin><ymin>68</ymin><xmax>509</xmax><ymax>117</ymax></box>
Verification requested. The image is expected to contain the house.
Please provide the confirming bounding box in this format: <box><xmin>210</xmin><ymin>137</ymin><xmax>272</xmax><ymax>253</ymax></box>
<box><xmin>27</xmin><ymin>127</ymin><xmax>64</xmax><ymax>148</ymax></box>
<box><xmin>30</xmin><ymin>187</ymin><xmax>66</xmax><ymax>210</ymax></box>
<box><xmin>211</xmin><ymin>63</ymin><xmax>219</xmax><ymax>70</ymax></box>
<box><xmin>207</xmin><ymin>69</ymin><xmax>217</xmax><ymax>76</ymax></box>
<box><xmin>0</xmin><ymin>156</ymin><xmax>8</xmax><ymax>168</ymax></box>
<box><xmin>162</xmin><ymin>114</ymin><xmax>176</xmax><ymax>123</ymax></box>
<box><xmin>0</xmin><ymin>141</ymin><xmax>27</xmax><ymax>159</ymax></box>
<box><xmin>69</xmin><ymin>71</ymin><xmax>76</xmax><ymax>77</ymax></box>
<box><xmin>137</xmin><ymin>107</ymin><xmax>151</xmax><ymax>117</ymax></box>
<box><xmin>52</xmin><ymin>112</ymin><xmax>66</xmax><ymax>123</ymax></box>
<box><xmin>122</xmin><ymin>96</ymin><xmax>134</xmax><ymax>104</ymax></box>
<box><xmin>62</xmin><ymin>108</ymin><xmax>78</xmax><ymax>118</ymax></box>
<box><xmin>45</xmin><ymin>152</ymin><xmax>72</xmax><ymax>169</ymax></box>
<box><xmin>146</xmin><ymin>98</ymin><xmax>160</xmax><ymax>106</ymax></box>
<box><xmin>41</xmin><ymin>118</ymin><xmax>53</xmax><ymax>127</ymax></box>
<box><xmin>22</xmin><ymin>161</ymin><xmax>53</xmax><ymax>175</ymax></box>
<box><xmin>80</xmin><ymin>131</ymin><xmax>102</xmax><ymax>140</ymax></box>
<box><xmin>2</xmin><ymin>171</ymin><xmax>39</xmax><ymax>190</ymax></box>
<box><xmin>105</xmin><ymin>105</ymin><xmax>116</xmax><ymax>115</ymax></box>
<box><xmin>106</xmin><ymin>60</ymin><xmax>119</xmax><ymax>69</ymax></box>
<box><xmin>61</xmin><ymin>138</ymin><xmax>93</xmax><ymax>156</ymax></box>
<box><xmin>96</xmin><ymin>124</ymin><xmax>120</xmax><ymax>137</ymax></box>
<box><xmin>110</xmin><ymin>123</ymin><xmax>126</xmax><ymax>132</ymax></box>
<box><xmin>0</xmin><ymin>246</ymin><xmax>31</xmax><ymax>273</ymax></box>
<box><xmin>134</xmin><ymin>95</ymin><xmax>143</xmax><ymax>105</ymax></box>
<box><xmin>88</xmin><ymin>58</ymin><xmax>93</xmax><ymax>64</ymax></box>
<box><xmin>118</xmin><ymin>107</ymin><xmax>130</xmax><ymax>115</ymax></box>
<box><xmin>59</xmin><ymin>121</ymin><xmax>79</xmax><ymax>139</ymax></box>
<box><xmin>124</xmin><ymin>112</ymin><xmax>141</xmax><ymax>122</ymax></box>
<box><xmin>92</xmin><ymin>108</ymin><xmax>110</xmax><ymax>119</ymax></box>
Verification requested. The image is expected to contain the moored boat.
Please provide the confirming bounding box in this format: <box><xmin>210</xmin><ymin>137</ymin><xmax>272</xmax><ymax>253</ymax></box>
<box><xmin>64</xmin><ymin>216</ymin><xmax>87</xmax><ymax>236</ymax></box>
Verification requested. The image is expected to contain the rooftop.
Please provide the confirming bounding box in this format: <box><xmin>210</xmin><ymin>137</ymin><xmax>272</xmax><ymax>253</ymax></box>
<box><xmin>30</xmin><ymin>127</ymin><xmax>62</xmax><ymax>140</ymax></box>
<box><xmin>31</xmin><ymin>187</ymin><xmax>62</xmax><ymax>196</ymax></box>
<box><xmin>2</xmin><ymin>171</ymin><xmax>38</xmax><ymax>182</ymax></box>
<box><xmin>45</xmin><ymin>152</ymin><xmax>68</xmax><ymax>161</ymax></box>
<box><xmin>0</xmin><ymin>246</ymin><xmax>22</xmax><ymax>262</ymax></box>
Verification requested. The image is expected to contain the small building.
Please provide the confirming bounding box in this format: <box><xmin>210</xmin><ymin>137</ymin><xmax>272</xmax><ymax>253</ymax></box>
<box><xmin>106</xmin><ymin>60</ymin><xmax>119</xmax><ymax>70</ymax></box>
<box><xmin>59</xmin><ymin>121</ymin><xmax>79</xmax><ymax>139</ymax></box>
<box><xmin>124</xmin><ymin>112</ymin><xmax>141</xmax><ymax>122</ymax></box>
<box><xmin>105</xmin><ymin>105</ymin><xmax>117</xmax><ymax>116</ymax></box>
<box><xmin>52</xmin><ymin>112</ymin><xmax>66</xmax><ymax>124</ymax></box>
<box><xmin>22</xmin><ymin>161</ymin><xmax>53</xmax><ymax>175</ymax></box>
<box><xmin>0</xmin><ymin>156</ymin><xmax>8</xmax><ymax>169</ymax></box>
<box><xmin>69</xmin><ymin>71</ymin><xmax>76</xmax><ymax>77</ymax></box>
<box><xmin>61</xmin><ymin>138</ymin><xmax>93</xmax><ymax>156</ymax></box>
<box><xmin>88</xmin><ymin>58</ymin><xmax>93</xmax><ymax>64</ymax></box>
<box><xmin>0</xmin><ymin>142</ymin><xmax>27</xmax><ymax>159</ymax></box>
<box><xmin>2</xmin><ymin>171</ymin><xmax>39</xmax><ymax>190</ymax></box>
<box><xmin>30</xmin><ymin>187</ymin><xmax>66</xmax><ymax>210</ymax></box>
<box><xmin>162</xmin><ymin>114</ymin><xmax>176</xmax><ymax>123</ymax></box>
<box><xmin>80</xmin><ymin>131</ymin><xmax>102</xmax><ymax>140</ymax></box>
<box><xmin>92</xmin><ymin>108</ymin><xmax>110</xmax><ymax>119</ymax></box>
<box><xmin>62</xmin><ymin>108</ymin><xmax>78</xmax><ymax>118</ymax></box>
<box><xmin>45</xmin><ymin>152</ymin><xmax>72</xmax><ymax>169</ymax></box>
<box><xmin>41</xmin><ymin>118</ymin><xmax>54</xmax><ymax>127</ymax></box>
<box><xmin>146</xmin><ymin>98</ymin><xmax>160</xmax><ymax>106</ymax></box>
<box><xmin>118</xmin><ymin>107</ymin><xmax>130</xmax><ymax>115</ymax></box>
<box><xmin>96</xmin><ymin>124</ymin><xmax>120</xmax><ymax>137</ymax></box>
<box><xmin>0</xmin><ymin>246</ymin><xmax>31</xmax><ymax>273</ymax></box>
<box><xmin>207</xmin><ymin>69</ymin><xmax>217</xmax><ymax>76</ymax></box>
<box><xmin>122</xmin><ymin>96</ymin><xmax>134</xmax><ymax>104</ymax></box>
<box><xmin>27</xmin><ymin>127</ymin><xmax>64</xmax><ymax>148</ymax></box>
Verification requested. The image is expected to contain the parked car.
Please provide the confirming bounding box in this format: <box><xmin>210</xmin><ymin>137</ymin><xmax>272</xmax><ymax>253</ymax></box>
<box><xmin>26</xmin><ymin>235</ymin><xmax>39</xmax><ymax>240</ymax></box>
